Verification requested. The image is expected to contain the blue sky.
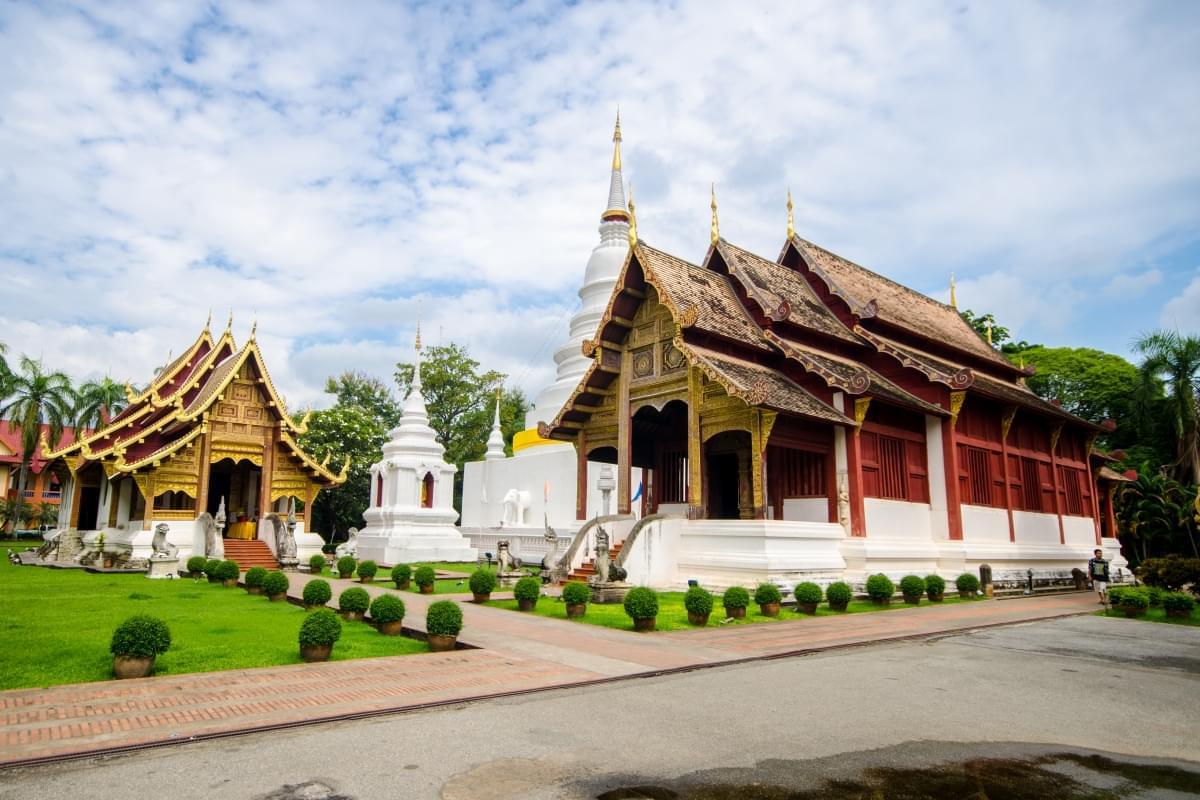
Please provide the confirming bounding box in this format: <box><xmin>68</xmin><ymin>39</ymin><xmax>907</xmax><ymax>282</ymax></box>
<box><xmin>1</xmin><ymin>1</ymin><xmax>1198</xmax><ymax>409</ymax></box>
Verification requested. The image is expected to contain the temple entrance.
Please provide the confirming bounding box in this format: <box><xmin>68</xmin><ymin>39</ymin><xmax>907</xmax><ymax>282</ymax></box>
<box><xmin>207</xmin><ymin>458</ymin><xmax>262</xmax><ymax>538</ymax></box>
<box><xmin>75</xmin><ymin>463</ymin><xmax>104</xmax><ymax>530</ymax></box>
<box><xmin>631</xmin><ymin>401</ymin><xmax>689</xmax><ymax>513</ymax></box>
<box><xmin>705</xmin><ymin>430</ymin><xmax>752</xmax><ymax>520</ymax></box>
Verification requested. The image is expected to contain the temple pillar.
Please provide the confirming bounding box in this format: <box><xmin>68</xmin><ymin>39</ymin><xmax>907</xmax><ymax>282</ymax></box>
<box><xmin>1104</xmin><ymin>484</ymin><xmax>1117</xmax><ymax>545</ymax></box>
<box><xmin>750</xmin><ymin>410</ymin><xmax>766</xmax><ymax>520</ymax></box>
<box><xmin>576</xmin><ymin>430</ymin><xmax>588</xmax><ymax>521</ymax></box>
<box><xmin>196</xmin><ymin>428</ymin><xmax>212</xmax><ymax>514</ymax></box>
<box><xmin>687</xmin><ymin>367</ymin><xmax>703</xmax><ymax>519</ymax></box>
<box><xmin>1049</xmin><ymin>423</ymin><xmax>1065</xmax><ymax>545</ymax></box>
<box><xmin>68</xmin><ymin>470</ymin><xmax>84</xmax><ymax>529</ymax></box>
<box><xmin>1000</xmin><ymin>407</ymin><xmax>1017</xmax><ymax>542</ymax></box>
<box><xmin>942</xmin><ymin>391</ymin><xmax>966</xmax><ymax>541</ymax></box>
<box><xmin>616</xmin><ymin>350</ymin><xmax>632</xmax><ymax>515</ymax></box>
<box><xmin>259</xmin><ymin>429</ymin><xmax>276</xmax><ymax>520</ymax></box>
<box><xmin>141</xmin><ymin>474</ymin><xmax>155</xmax><ymax>530</ymax></box>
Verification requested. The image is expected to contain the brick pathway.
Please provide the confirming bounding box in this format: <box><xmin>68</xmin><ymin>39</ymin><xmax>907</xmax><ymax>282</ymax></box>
<box><xmin>0</xmin><ymin>579</ymin><xmax>1097</xmax><ymax>766</ymax></box>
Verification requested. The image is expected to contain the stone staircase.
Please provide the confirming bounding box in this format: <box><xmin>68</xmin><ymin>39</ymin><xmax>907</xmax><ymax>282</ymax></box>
<box><xmin>222</xmin><ymin>539</ymin><xmax>278</xmax><ymax>571</ymax></box>
<box><xmin>563</xmin><ymin>542</ymin><xmax>622</xmax><ymax>584</ymax></box>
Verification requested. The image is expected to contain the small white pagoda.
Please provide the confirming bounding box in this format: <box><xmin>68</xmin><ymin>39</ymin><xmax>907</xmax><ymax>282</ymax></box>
<box><xmin>356</xmin><ymin>328</ymin><xmax>477</xmax><ymax>565</ymax></box>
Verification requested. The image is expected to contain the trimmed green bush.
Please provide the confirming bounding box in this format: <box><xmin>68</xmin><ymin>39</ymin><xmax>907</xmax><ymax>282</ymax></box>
<box><xmin>722</xmin><ymin>586</ymin><xmax>750</xmax><ymax>610</ymax></box>
<box><xmin>302</xmin><ymin>579</ymin><xmax>332</xmax><ymax>607</ymax></box>
<box><xmin>469</xmin><ymin>569</ymin><xmax>498</xmax><ymax>595</ymax></box>
<box><xmin>298</xmin><ymin>608</ymin><xmax>342</xmax><ymax>647</ymax></box>
<box><xmin>955</xmin><ymin>573</ymin><xmax>980</xmax><ymax>594</ymax></box>
<box><xmin>391</xmin><ymin>563</ymin><xmax>412</xmax><ymax>585</ymax></box>
<box><xmin>754</xmin><ymin>583</ymin><xmax>782</xmax><ymax>605</ymax></box>
<box><xmin>865</xmin><ymin>574</ymin><xmax>895</xmax><ymax>602</ymax></box>
<box><xmin>826</xmin><ymin>581</ymin><xmax>852</xmax><ymax>608</ymax></box>
<box><xmin>216</xmin><ymin>560</ymin><xmax>240</xmax><ymax>582</ymax></box>
<box><xmin>1119</xmin><ymin>589</ymin><xmax>1149</xmax><ymax>610</ymax></box>
<box><xmin>244</xmin><ymin>566</ymin><xmax>268</xmax><ymax>588</ymax></box>
<box><xmin>1162</xmin><ymin>592</ymin><xmax>1195</xmax><ymax>615</ymax></box>
<box><xmin>561</xmin><ymin>581</ymin><xmax>590</xmax><ymax>605</ymax></box>
<box><xmin>623</xmin><ymin>587</ymin><xmax>659</xmax><ymax>620</ymax></box>
<box><xmin>186</xmin><ymin>556</ymin><xmax>207</xmax><ymax>574</ymax></box>
<box><xmin>1107</xmin><ymin>585</ymin><xmax>1127</xmax><ymax>604</ymax></box>
<box><xmin>684</xmin><ymin>586</ymin><xmax>714</xmax><ymax>616</ymax></box>
<box><xmin>357</xmin><ymin>560</ymin><xmax>378</xmax><ymax>579</ymax></box>
<box><xmin>1144</xmin><ymin>586</ymin><xmax>1163</xmax><ymax>607</ymax></box>
<box><xmin>414</xmin><ymin>565</ymin><xmax>437</xmax><ymax>587</ymax></box>
<box><xmin>924</xmin><ymin>574</ymin><xmax>946</xmax><ymax>598</ymax></box>
<box><xmin>369</xmin><ymin>594</ymin><xmax>406</xmax><ymax>624</ymax></box>
<box><xmin>1136</xmin><ymin>556</ymin><xmax>1200</xmax><ymax>593</ymax></box>
<box><xmin>426</xmin><ymin>600</ymin><xmax>463</xmax><ymax>636</ymax></box>
<box><xmin>308</xmin><ymin>554</ymin><xmax>326</xmax><ymax>573</ymax></box>
<box><xmin>899</xmin><ymin>575</ymin><xmax>925</xmax><ymax>599</ymax></box>
<box><xmin>203</xmin><ymin>558</ymin><xmax>221</xmax><ymax>578</ymax></box>
<box><xmin>513</xmin><ymin>576</ymin><xmax>541</xmax><ymax>603</ymax></box>
<box><xmin>262</xmin><ymin>571</ymin><xmax>289</xmax><ymax>597</ymax></box>
<box><xmin>336</xmin><ymin>556</ymin><xmax>357</xmax><ymax>576</ymax></box>
<box><xmin>338</xmin><ymin>587</ymin><xmax>370</xmax><ymax>613</ymax></box>
<box><xmin>110</xmin><ymin>615</ymin><xmax>171</xmax><ymax>658</ymax></box>
<box><xmin>793</xmin><ymin>582</ymin><xmax>823</xmax><ymax>605</ymax></box>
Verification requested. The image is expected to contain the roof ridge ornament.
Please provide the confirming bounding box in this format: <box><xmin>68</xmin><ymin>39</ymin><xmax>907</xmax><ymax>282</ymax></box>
<box><xmin>627</xmin><ymin>182</ymin><xmax>638</xmax><ymax>246</ymax></box>
<box><xmin>710</xmin><ymin>183</ymin><xmax>720</xmax><ymax>245</ymax></box>
<box><xmin>786</xmin><ymin>188</ymin><xmax>795</xmax><ymax>241</ymax></box>
<box><xmin>949</xmin><ymin>273</ymin><xmax>957</xmax><ymax>309</ymax></box>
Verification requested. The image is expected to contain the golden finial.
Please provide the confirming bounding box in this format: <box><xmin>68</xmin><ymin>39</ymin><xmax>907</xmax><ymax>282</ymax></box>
<box><xmin>949</xmin><ymin>273</ymin><xmax>957</xmax><ymax>309</ymax></box>
<box><xmin>627</xmin><ymin>182</ymin><xmax>638</xmax><ymax>246</ymax></box>
<box><xmin>415</xmin><ymin>320</ymin><xmax>422</xmax><ymax>352</ymax></box>
<box><xmin>225</xmin><ymin>308</ymin><xmax>233</xmax><ymax>330</ymax></box>
<box><xmin>612</xmin><ymin>108</ymin><xmax>622</xmax><ymax>171</ymax></box>
<box><xmin>786</xmin><ymin>188</ymin><xmax>795</xmax><ymax>240</ymax></box>
<box><xmin>250</xmin><ymin>314</ymin><xmax>257</xmax><ymax>339</ymax></box>
<box><xmin>204</xmin><ymin>309</ymin><xmax>212</xmax><ymax>332</ymax></box>
<box><xmin>984</xmin><ymin>318</ymin><xmax>994</xmax><ymax>346</ymax></box>
<box><xmin>710</xmin><ymin>183</ymin><xmax>720</xmax><ymax>245</ymax></box>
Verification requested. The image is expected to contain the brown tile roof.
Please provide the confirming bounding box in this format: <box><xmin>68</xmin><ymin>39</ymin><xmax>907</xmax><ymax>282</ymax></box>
<box><xmin>790</xmin><ymin>236</ymin><xmax>1014</xmax><ymax>369</ymax></box>
<box><xmin>1097</xmin><ymin>465</ymin><xmax>1134</xmax><ymax>482</ymax></box>
<box><xmin>715</xmin><ymin>240</ymin><xmax>860</xmax><ymax>345</ymax></box>
<box><xmin>182</xmin><ymin>348</ymin><xmax>245</xmax><ymax>418</ymax></box>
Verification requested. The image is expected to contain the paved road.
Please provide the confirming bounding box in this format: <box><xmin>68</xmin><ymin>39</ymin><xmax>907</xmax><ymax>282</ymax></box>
<box><xmin>2</xmin><ymin>615</ymin><xmax>1196</xmax><ymax>799</ymax></box>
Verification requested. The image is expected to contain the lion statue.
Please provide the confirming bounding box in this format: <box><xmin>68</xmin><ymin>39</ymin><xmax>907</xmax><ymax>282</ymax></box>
<box><xmin>151</xmin><ymin>523</ymin><xmax>178</xmax><ymax>558</ymax></box>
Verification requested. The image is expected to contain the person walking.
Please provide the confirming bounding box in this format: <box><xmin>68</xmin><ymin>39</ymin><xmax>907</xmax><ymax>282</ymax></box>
<box><xmin>1088</xmin><ymin>548</ymin><xmax>1110</xmax><ymax>605</ymax></box>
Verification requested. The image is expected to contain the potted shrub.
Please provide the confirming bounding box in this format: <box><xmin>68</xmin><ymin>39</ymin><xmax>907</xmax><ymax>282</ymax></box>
<box><xmin>186</xmin><ymin>555</ymin><xmax>207</xmax><ymax>578</ymax></box>
<box><xmin>754</xmin><ymin>583</ymin><xmax>783</xmax><ymax>617</ymax></box>
<box><xmin>684</xmin><ymin>585</ymin><xmax>713</xmax><ymax>626</ymax></box>
<box><xmin>338</xmin><ymin>587</ymin><xmax>370</xmax><ymax>621</ymax></box>
<box><xmin>826</xmin><ymin>581</ymin><xmax>852</xmax><ymax>612</ymax></box>
<box><xmin>302</xmin><ymin>578</ymin><xmax>332</xmax><ymax>609</ymax></box>
<box><xmin>866</xmin><ymin>574</ymin><xmax>895</xmax><ymax>606</ymax></box>
<box><xmin>357</xmin><ymin>560</ymin><xmax>378</xmax><ymax>583</ymax></box>
<box><xmin>244</xmin><ymin>566</ymin><xmax>268</xmax><ymax>595</ymax></box>
<box><xmin>204</xmin><ymin>558</ymin><xmax>222</xmax><ymax>583</ymax></box>
<box><xmin>308</xmin><ymin>554</ymin><xmax>326</xmax><ymax>574</ymax></box>
<box><xmin>899</xmin><ymin>575</ymin><xmax>925</xmax><ymax>606</ymax></box>
<box><xmin>1162</xmin><ymin>592</ymin><xmax>1195</xmax><ymax>619</ymax></box>
<box><xmin>298</xmin><ymin>608</ymin><xmax>341</xmax><ymax>662</ymax></box>
<box><xmin>722</xmin><ymin>586</ymin><xmax>750</xmax><ymax>619</ymax></box>
<box><xmin>1119</xmin><ymin>588</ymin><xmax>1149</xmax><ymax>618</ymax></box>
<box><xmin>562</xmin><ymin>580</ymin><xmax>590</xmax><ymax>618</ymax></box>
<box><xmin>370</xmin><ymin>594</ymin><xmax>406</xmax><ymax>635</ymax></box>
<box><xmin>262</xmin><ymin>570</ymin><xmax>290</xmax><ymax>601</ymax></box>
<box><xmin>110</xmin><ymin>614</ymin><xmax>171</xmax><ymax>679</ymax></box>
<box><xmin>793</xmin><ymin>582</ymin><xmax>823</xmax><ymax>615</ymax></box>
<box><xmin>513</xmin><ymin>576</ymin><xmax>541</xmax><ymax>611</ymax></box>
<box><xmin>624</xmin><ymin>587</ymin><xmax>659</xmax><ymax>632</ymax></box>
<box><xmin>217</xmin><ymin>560</ymin><xmax>240</xmax><ymax>588</ymax></box>
<box><xmin>955</xmin><ymin>573</ymin><xmax>980</xmax><ymax>599</ymax></box>
<box><xmin>391</xmin><ymin>563</ymin><xmax>412</xmax><ymax>590</ymax></box>
<box><xmin>336</xmin><ymin>556</ymin><xmax>357</xmax><ymax>579</ymax></box>
<box><xmin>1107</xmin><ymin>586</ymin><xmax>1127</xmax><ymax>606</ymax></box>
<box><xmin>414</xmin><ymin>565</ymin><xmax>437</xmax><ymax>594</ymax></box>
<box><xmin>426</xmin><ymin>600</ymin><xmax>463</xmax><ymax>651</ymax></box>
<box><xmin>925</xmin><ymin>574</ymin><xmax>946</xmax><ymax>603</ymax></box>
<box><xmin>469</xmin><ymin>569</ymin><xmax>498</xmax><ymax>603</ymax></box>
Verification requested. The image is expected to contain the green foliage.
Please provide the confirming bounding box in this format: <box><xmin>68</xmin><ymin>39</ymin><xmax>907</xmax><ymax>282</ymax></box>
<box><xmin>924</xmin><ymin>574</ymin><xmax>946</xmax><ymax>597</ymax></box>
<box><xmin>1161</xmin><ymin>592</ymin><xmax>1195</xmax><ymax>614</ymax></box>
<box><xmin>1137</xmin><ymin>557</ymin><xmax>1200</xmax><ymax>593</ymax></box>
<box><xmin>369</xmin><ymin>594</ymin><xmax>406</xmax><ymax>624</ymax></box>
<box><xmin>468</xmin><ymin>569</ymin><xmax>497</xmax><ymax>595</ymax></box>
<box><xmin>244</xmin><ymin>567</ymin><xmax>268</xmax><ymax>588</ymax></box>
<box><xmin>1144</xmin><ymin>586</ymin><xmax>1163</xmax><ymax>607</ymax></box>
<box><xmin>722</xmin><ymin>586</ymin><xmax>750</xmax><ymax>609</ymax></box>
<box><xmin>110</xmin><ymin>615</ymin><xmax>171</xmax><ymax>658</ymax></box>
<box><xmin>262</xmin><ymin>571</ymin><xmax>289</xmax><ymax>596</ymax></box>
<box><xmin>1107</xmin><ymin>586</ymin><xmax>1128</xmax><ymax>605</ymax></box>
<box><xmin>513</xmin><ymin>576</ymin><xmax>541</xmax><ymax>602</ymax></box>
<box><xmin>336</xmin><ymin>556</ymin><xmax>357</xmax><ymax>576</ymax></box>
<box><xmin>298</xmin><ymin>608</ymin><xmax>342</xmax><ymax>647</ymax></box>
<box><xmin>357</xmin><ymin>560</ymin><xmax>378</xmax><ymax>579</ymax></box>
<box><xmin>753</xmin><ymin>583</ymin><xmax>782</xmax><ymax>605</ymax></box>
<box><xmin>186</xmin><ymin>556</ymin><xmax>207</xmax><ymax>574</ymax></box>
<box><xmin>1134</xmin><ymin>330</ymin><xmax>1200</xmax><ymax>483</ymax></box>
<box><xmin>793</xmin><ymin>582</ymin><xmax>823</xmax><ymax>605</ymax></box>
<box><xmin>413</xmin><ymin>565</ymin><xmax>437</xmax><ymax>587</ymax></box>
<box><xmin>865</xmin><ymin>574</ymin><xmax>895</xmax><ymax>601</ymax></box>
<box><xmin>561</xmin><ymin>581</ymin><xmax>590</xmax><ymax>605</ymax></box>
<box><xmin>0</xmin><ymin>355</ymin><xmax>75</xmax><ymax>525</ymax></box>
<box><xmin>215</xmin><ymin>560</ymin><xmax>240</xmax><ymax>582</ymax></box>
<box><xmin>302</xmin><ymin>579</ymin><xmax>332</xmax><ymax>607</ymax></box>
<box><xmin>1118</xmin><ymin>588</ymin><xmax>1149</xmax><ymax>610</ymax></box>
<box><xmin>684</xmin><ymin>586</ymin><xmax>714</xmax><ymax>615</ymax></box>
<box><xmin>1013</xmin><ymin>344</ymin><xmax>1141</xmax><ymax>428</ymax></box>
<box><xmin>899</xmin><ymin>575</ymin><xmax>926</xmax><ymax>598</ymax></box>
<box><xmin>956</xmin><ymin>573</ymin><xmax>981</xmax><ymax>593</ymax></box>
<box><xmin>827</xmin><ymin>582</ymin><xmax>853</xmax><ymax>606</ymax></box>
<box><xmin>74</xmin><ymin>377</ymin><xmax>128</xmax><ymax>432</ymax></box>
<box><xmin>425</xmin><ymin>600</ymin><xmax>463</xmax><ymax>636</ymax></box>
<box><xmin>1118</xmin><ymin>476</ymin><xmax>1199</xmax><ymax>564</ymax></box>
<box><xmin>309</xmin><ymin>554</ymin><xmax>326</xmax><ymax>573</ymax></box>
<box><xmin>391</xmin><ymin>563</ymin><xmax>412</xmax><ymax>584</ymax></box>
<box><xmin>203</xmin><ymin>559</ymin><xmax>221</xmax><ymax>577</ymax></box>
<box><xmin>338</xmin><ymin>587</ymin><xmax>370</xmax><ymax>613</ymax></box>
<box><xmin>623</xmin><ymin>587</ymin><xmax>659</xmax><ymax>620</ymax></box>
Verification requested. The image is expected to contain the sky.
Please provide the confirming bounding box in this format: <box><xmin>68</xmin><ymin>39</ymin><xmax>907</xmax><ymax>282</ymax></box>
<box><xmin>1</xmin><ymin>0</ymin><xmax>1198</xmax><ymax>413</ymax></box>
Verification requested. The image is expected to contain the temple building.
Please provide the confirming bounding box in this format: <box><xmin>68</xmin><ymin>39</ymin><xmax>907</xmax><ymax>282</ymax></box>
<box><xmin>41</xmin><ymin>317</ymin><xmax>346</xmax><ymax>564</ymax></box>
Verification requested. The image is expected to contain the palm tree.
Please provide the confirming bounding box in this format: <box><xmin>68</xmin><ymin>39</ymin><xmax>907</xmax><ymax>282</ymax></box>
<box><xmin>1135</xmin><ymin>330</ymin><xmax>1200</xmax><ymax>483</ymax></box>
<box><xmin>0</xmin><ymin>356</ymin><xmax>75</xmax><ymax>527</ymax></box>
<box><xmin>0</xmin><ymin>498</ymin><xmax>16</xmax><ymax>535</ymax></box>
<box><xmin>30</xmin><ymin>501</ymin><xmax>59</xmax><ymax>529</ymax></box>
<box><xmin>74</xmin><ymin>377</ymin><xmax>128</xmax><ymax>431</ymax></box>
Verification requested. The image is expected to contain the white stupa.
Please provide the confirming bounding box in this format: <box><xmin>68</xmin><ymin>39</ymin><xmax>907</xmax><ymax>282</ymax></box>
<box><xmin>356</xmin><ymin>328</ymin><xmax>478</xmax><ymax>564</ymax></box>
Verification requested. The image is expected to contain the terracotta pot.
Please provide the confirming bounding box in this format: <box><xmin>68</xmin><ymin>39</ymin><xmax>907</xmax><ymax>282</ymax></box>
<box><xmin>222</xmin><ymin>579</ymin><xmax>238</xmax><ymax>588</ymax></box>
<box><xmin>958</xmin><ymin>591</ymin><xmax>973</xmax><ymax>600</ymax></box>
<box><xmin>518</xmin><ymin>598</ymin><xmax>537</xmax><ymax>612</ymax></box>
<box><xmin>632</xmin><ymin>617</ymin><xmax>657</xmax><ymax>632</ymax></box>
<box><xmin>473</xmin><ymin>592</ymin><xmax>491</xmax><ymax>604</ymax></box>
<box><xmin>419</xmin><ymin>584</ymin><xmax>435</xmax><ymax>595</ymax></box>
<box><xmin>378</xmin><ymin>620</ymin><xmax>404</xmax><ymax>636</ymax></box>
<box><xmin>929</xmin><ymin>593</ymin><xmax>944</xmax><ymax>603</ymax></box>
<box><xmin>340</xmin><ymin>610</ymin><xmax>364</xmax><ymax>622</ymax></box>
<box><xmin>246</xmin><ymin>586</ymin><xmax>262</xmax><ymax>595</ymax></box>
<box><xmin>360</xmin><ymin>576</ymin><xmax>374</xmax><ymax>584</ymax></box>
<box><xmin>873</xmin><ymin>597</ymin><xmax>892</xmax><ymax>606</ymax></box>
<box><xmin>759</xmin><ymin>602</ymin><xmax>781</xmax><ymax>617</ymax></box>
<box><xmin>687</xmin><ymin>611</ymin><xmax>710</xmax><ymax>626</ymax></box>
<box><xmin>829</xmin><ymin>601</ymin><xmax>849</xmax><ymax>612</ymax></box>
<box><xmin>796</xmin><ymin>602</ymin><xmax>818</xmax><ymax>615</ymax></box>
<box><xmin>113</xmin><ymin>655</ymin><xmax>155</xmax><ymax>679</ymax></box>
<box><xmin>903</xmin><ymin>595</ymin><xmax>921</xmax><ymax>606</ymax></box>
<box><xmin>566</xmin><ymin>603</ymin><xmax>587</xmax><ymax>618</ymax></box>
<box><xmin>427</xmin><ymin>633</ymin><xmax>457</xmax><ymax>652</ymax></box>
<box><xmin>1122</xmin><ymin>606</ymin><xmax>1147</xmax><ymax>618</ymax></box>
<box><xmin>396</xmin><ymin>580</ymin><xmax>411</xmax><ymax>590</ymax></box>
<box><xmin>338</xmin><ymin>572</ymin><xmax>353</xmax><ymax>579</ymax></box>
<box><xmin>269</xmin><ymin>592</ymin><xmax>287</xmax><ymax>602</ymax></box>
<box><xmin>103</xmin><ymin>559</ymin><xmax>114</xmax><ymax>569</ymax></box>
<box><xmin>300</xmin><ymin>644</ymin><xmax>332</xmax><ymax>663</ymax></box>
<box><xmin>1165</xmin><ymin>608</ymin><xmax>1190</xmax><ymax>619</ymax></box>
<box><xmin>724</xmin><ymin>606</ymin><xmax>746</xmax><ymax>619</ymax></box>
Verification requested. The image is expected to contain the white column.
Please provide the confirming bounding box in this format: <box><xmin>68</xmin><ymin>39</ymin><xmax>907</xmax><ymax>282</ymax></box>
<box><xmin>832</xmin><ymin>392</ymin><xmax>850</xmax><ymax>534</ymax></box>
<box><xmin>925</xmin><ymin>415</ymin><xmax>950</xmax><ymax>540</ymax></box>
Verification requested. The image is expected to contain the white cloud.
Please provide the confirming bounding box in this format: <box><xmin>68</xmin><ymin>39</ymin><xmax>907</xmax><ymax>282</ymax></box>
<box><xmin>1161</xmin><ymin>272</ymin><xmax>1200</xmax><ymax>334</ymax></box>
<box><xmin>1104</xmin><ymin>268</ymin><xmax>1164</xmax><ymax>299</ymax></box>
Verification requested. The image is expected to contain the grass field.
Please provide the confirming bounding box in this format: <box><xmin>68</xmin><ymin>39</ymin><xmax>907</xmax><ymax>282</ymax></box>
<box><xmin>485</xmin><ymin>591</ymin><xmax>975</xmax><ymax>633</ymax></box>
<box><xmin>0</xmin><ymin>552</ymin><xmax>428</xmax><ymax>690</ymax></box>
<box><xmin>306</xmin><ymin>560</ymin><xmax>488</xmax><ymax>595</ymax></box>
<box><xmin>1097</xmin><ymin>606</ymin><xmax>1200</xmax><ymax>627</ymax></box>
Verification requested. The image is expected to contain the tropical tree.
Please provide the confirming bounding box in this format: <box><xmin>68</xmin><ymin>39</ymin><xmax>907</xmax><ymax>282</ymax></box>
<box><xmin>0</xmin><ymin>498</ymin><xmax>17</xmax><ymax>534</ymax></box>
<box><xmin>29</xmin><ymin>501</ymin><xmax>58</xmax><ymax>529</ymax></box>
<box><xmin>0</xmin><ymin>341</ymin><xmax>10</xmax><ymax>397</ymax></box>
<box><xmin>323</xmin><ymin>372</ymin><xmax>402</xmax><ymax>429</ymax></box>
<box><xmin>1134</xmin><ymin>331</ymin><xmax>1200</xmax><ymax>483</ymax></box>
<box><xmin>0</xmin><ymin>356</ymin><xmax>75</xmax><ymax>526</ymax></box>
<box><xmin>959</xmin><ymin>309</ymin><xmax>1012</xmax><ymax>350</ymax></box>
<box><xmin>74</xmin><ymin>377</ymin><xmax>128</xmax><ymax>431</ymax></box>
<box><xmin>1115</xmin><ymin>471</ymin><xmax>1198</xmax><ymax>563</ymax></box>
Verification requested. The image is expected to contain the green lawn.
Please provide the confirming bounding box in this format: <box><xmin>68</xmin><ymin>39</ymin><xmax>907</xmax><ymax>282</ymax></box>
<box><xmin>1097</xmin><ymin>606</ymin><xmax>1200</xmax><ymax>627</ymax></box>
<box><xmin>307</xmin><ymin>561</ymin><xmax>515</xmax><ymax>595</ymax></box>
<box><xmin>0</xmin><ymin>555</ymin><xmax>429</xmax><ymax>691</ymax></box>
<box><xmin>485</xmin><ymin>592</ymin><xmax>975</xmax><ymax>632</ymax></box>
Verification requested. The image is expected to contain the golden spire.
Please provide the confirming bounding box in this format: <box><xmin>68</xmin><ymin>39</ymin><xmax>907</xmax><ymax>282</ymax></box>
<box><xmin>627</xmin><ymin>182</ymin><xmax>638</xmax><ymax>246</ymax></box>
<box><xmin>204</xmin><ymin>309</ymin><xmax>212</xmax><ymax>332</ymax></box>
<box><xmin>612</xmin><ymin>108</ymin><xmax>622</xmax><ymax>171</ymax></box>
<box><xmin>984</xmin><ymin>318</ymin><xmax>994</xmax><ymax>346</ymax></box>
<box><xmin>415</xmin><ymin>320</ymin><xmax>422</xmax><ymax>352</ymax></box>
<box><xmin>710</xmin><ymin>183</ymin><xmax>720</xmax><ymax>245</ymax></box>
<box><xmin>226</xmin><ymin>308</ymin><xmax>234</xmax><ymax>330</ymax></box>
<box><xmin>250</xmin><ymin>314</ymin><xmax>257</xmax><ymax>340</ymax></box>
<box><xmin>949</xmin><ymin>273</ymin><xmax>957</xmax><ymax>309</ymax></box>
<box><xmin>786</xmin><ymin>188</ymin><xmax>795</xmax><ymax>240</ymax></box>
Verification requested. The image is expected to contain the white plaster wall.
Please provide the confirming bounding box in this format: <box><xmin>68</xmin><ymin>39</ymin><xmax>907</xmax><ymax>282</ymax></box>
<box><xmin>1063</xmin><ymin>516</ymin><xmax>1098</xmax><ymax>546</ymax></box>
<box><xmin>961</xmin><ymin>505</ymin><xmax>1009</xmax><ymax>543</ymax></box>
<box><xmin>782</xmin><ymin>498</ymin><xmax>827</xmax><ymax>523</ymax></box>
<box><xmin>656</xmin><ymin>503</ymin><xmax>688</xmax><ymax>516</ymax></box>
<box><xmin>925</xmin><ymin>417</ymin><xmax>950</xmax><ymax>540</ymax></box>
<box><xmin>1013</xmin><ymin>510</ymin><xmax>1061</xmax><ymax>545</ymax></box>
<box><xmin>863</xmin><ymin>498</ymin><xmax>933</xmax><ymax>541</ymax></box>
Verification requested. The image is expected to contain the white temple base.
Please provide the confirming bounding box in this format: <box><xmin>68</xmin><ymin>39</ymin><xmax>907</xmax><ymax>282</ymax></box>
<box><xmin>355</xmin><ymin>524</ymin><xmax>477</xmax><ymax>566</ymax></box>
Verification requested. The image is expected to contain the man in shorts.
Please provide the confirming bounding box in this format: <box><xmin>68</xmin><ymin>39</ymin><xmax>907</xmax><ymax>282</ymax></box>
<box><xmin>1088</xmin><ymin>548</ymin><xmax>1110</xmax><ymax>604</ymax></box>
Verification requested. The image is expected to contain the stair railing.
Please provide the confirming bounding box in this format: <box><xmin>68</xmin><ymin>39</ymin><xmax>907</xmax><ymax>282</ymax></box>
<box><xmin>553</xmin><ymin>514</ymin><xmax>633</xmax><ymax>582</ymax></box>
<box><xmin>613</xmin><ymin>513</ymin><xmax>681</xmax><ymax>569</ymax></box>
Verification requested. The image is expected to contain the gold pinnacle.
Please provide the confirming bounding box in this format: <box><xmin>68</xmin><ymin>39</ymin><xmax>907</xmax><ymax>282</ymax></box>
<box><xmin>627</xmin><ymin>182</ymin><xmax>638</xmax><ymax>246</ymax></box>
<box><xmin>949</xmin><ymin>273</ymin><xmax>957</xmax><ymax>309</ymax></box>
<box><xmin>710</xmin><ymin>183</ymin><xmax>720</xmax><ymax>245</ymax></box>
<box><xmin>415</xmin><ymin>320</ymin><xmax>422</xmax><ymax>352</ymax></box>
<box><xmin>786</xmin><ymin>188</ymin><xmax>795</xmax><ymax>240</ymax></box>
<box><xmin>612</xmin><ymin>109</ymin><xmax>622</xmax><ymax>171</ymax></box>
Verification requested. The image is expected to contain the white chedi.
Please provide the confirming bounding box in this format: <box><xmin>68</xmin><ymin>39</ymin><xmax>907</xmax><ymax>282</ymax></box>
<box><xmin>355</xmin><ymin>332</ymin><xmax>477</xmax><ymax>564</ymax></box>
